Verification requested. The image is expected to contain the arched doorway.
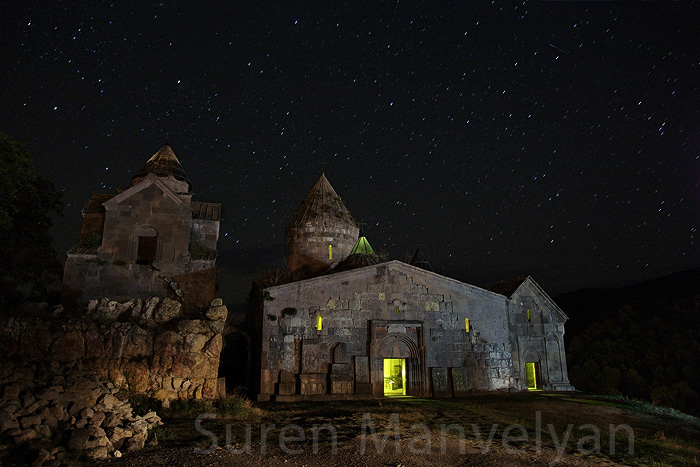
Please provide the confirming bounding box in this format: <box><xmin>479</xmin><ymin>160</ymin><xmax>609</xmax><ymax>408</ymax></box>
<box><xmin>375</xmin><ymin>332</ymin><xmax>423</xmax><ymax>397</ymax></box>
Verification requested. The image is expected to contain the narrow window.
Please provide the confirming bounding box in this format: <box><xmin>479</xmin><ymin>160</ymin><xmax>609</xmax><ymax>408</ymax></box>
<box><xmin>329</xmin><ymin>244</ymin><xmax>332</xmax><ymax>260</ymax></box>
<box><xmin>316</xmin><ymin>315</ymin><xmax>323</xmax><ymax>331</ymax></box>
<box><xmin>465</xmin><ymin>318</ymin><xmax>470</xmax><ymax>332</ymax></box>
<box><xmin>527</xmin><ymin>309</ymin><xmax>531</xmax><ymax>322</ymax></box>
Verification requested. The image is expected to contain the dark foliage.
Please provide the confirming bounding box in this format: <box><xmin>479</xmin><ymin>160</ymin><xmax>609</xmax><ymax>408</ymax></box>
<box><xmin>0</xmin><ymin>133</ymin><xmax>62</xmax><ymax>311</ymax></box>
<box><xmin>560</xmin><ymin>269</ymin><xmax>700</xmax><ymax>416</ymax></box>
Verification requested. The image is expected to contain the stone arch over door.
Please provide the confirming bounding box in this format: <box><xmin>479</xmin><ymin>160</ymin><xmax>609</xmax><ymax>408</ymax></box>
<box><xmin>373</xmin><ymin>332</ymin><xmax>426</xmax><ymax>397</ymax></box>
<box><xmin>376</xmin><ymin>334</ymin><xmax>419</xmax><ymax>359</ymax></box>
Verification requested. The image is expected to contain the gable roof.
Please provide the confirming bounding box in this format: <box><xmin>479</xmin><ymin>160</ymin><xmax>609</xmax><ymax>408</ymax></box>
<box><xmin>489</xmin><ymin>276</ymin><xmax>569</xmax><ymax>322</ymax></box>
<box><xmin>287</xmin><ymin>173</ymin><xmax>358</xmax><ymax>230</ymax></box>
<box><xmin>103</xmin><ymin>174</ymin><xmax>191</xmax><ymax>212</ymax></box>
<box><xmin>131</xmin><ymin>144</ymin><xmax>192</xmax><ymax>192</ymax></box>
<box><xmin>82</xmin><ymin>193</ymin><xmax>115</xmax><ymax>214</ymax></box>
<box><xmin>265</xmin><ymin>260</ymin><xmax>503</xmax><ymax>300</ymax></box>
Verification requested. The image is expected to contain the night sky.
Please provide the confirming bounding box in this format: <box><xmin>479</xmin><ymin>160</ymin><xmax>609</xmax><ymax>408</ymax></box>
<box><xmin>2</xmin><ymin>2</ymin><xmax>699</xmax><ymax>305</ymax></box>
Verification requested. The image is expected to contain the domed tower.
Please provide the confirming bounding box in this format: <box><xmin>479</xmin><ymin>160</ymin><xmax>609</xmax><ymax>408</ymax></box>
<box><xmin>285</xmin><ymin>173</ymin><xmax>360</xmax><ymax>277</ymax></box>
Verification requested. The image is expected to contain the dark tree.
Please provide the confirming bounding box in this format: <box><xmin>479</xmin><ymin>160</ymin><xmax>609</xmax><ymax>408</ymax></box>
<box><xmin>0</xmin><ymin>133</ymin><xmax>62</xmax><ymax>311</ymax></box>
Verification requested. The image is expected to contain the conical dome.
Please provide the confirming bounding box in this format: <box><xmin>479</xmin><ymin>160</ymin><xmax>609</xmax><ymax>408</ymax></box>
<box><xmin>287</xmin><ymin>173</ymin><xmax>357</xmax><ymax>228</ymax></box>
<box><xmin>285</xmin><ymin>174</ymin><xmax>360</xmax><ymax>277</ymax></box>
<box><xmin>410</xmin><ymin>247</ymin><xmax>433</xmax><ymax>272</ymax></box>
<box><xmin>332</xmin><ymin>232</ymin><xmax>379</xmax><ymax>273</ymax></box>
<box><xmin>131</xmin><ymin>144</ymin><xmax>192</xmax><ymax>193</ymax></box>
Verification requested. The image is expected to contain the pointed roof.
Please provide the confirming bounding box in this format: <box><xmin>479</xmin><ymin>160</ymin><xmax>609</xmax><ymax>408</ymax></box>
<box><xmin>287</xmin><ymin>173</ymin><xmax>358</xmax><ymax>229</ymax></box>
<box><xmin>409</xmin><ymin>247</ymin><xmax>433</xmax><ymax>272</ymax></box>
<box><xmin>349</xmin><ymin>234</ymin><xmax>375</xmax><ymax>255</ymax></box>
<box><xmin>132</xmin><ymin>144</ymin><xmax>192</xmax><ymax>192</ymax></box>
<box><xmin>331</xmin><ymin>232</ymin><xmax>379</xmax><ymax>273</ymax></box>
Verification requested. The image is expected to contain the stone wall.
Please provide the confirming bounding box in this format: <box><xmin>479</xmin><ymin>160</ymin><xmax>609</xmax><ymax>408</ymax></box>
<box><xmin>0</xmin><ymin>297</ymin><xmax>228</xmax><ymax>407</ymax></box>
<box><xmin>62</xmin><ymin>257</ymin><xmax>217</xmax><ymax>308</ymax></box>
<box><xmin>257</xmin><ymin>261</ymin><xmax>518</xmax><ymax>401</ymax></box>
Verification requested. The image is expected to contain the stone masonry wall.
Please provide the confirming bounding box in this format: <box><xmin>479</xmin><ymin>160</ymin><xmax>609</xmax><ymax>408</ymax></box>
<box><xmin>259</xmin><ymin>261</ymin><xmax>518</xmax><ymax>400</ymax></box>
<box><xmin>0</xmin><ymin>297</ymin><xmax>228</xmax><ymax>407</ymax></box>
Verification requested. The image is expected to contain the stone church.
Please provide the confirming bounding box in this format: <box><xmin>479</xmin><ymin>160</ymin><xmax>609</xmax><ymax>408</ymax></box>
<box><xmin>62</xmin><ymin>145</ymin><xmax>220</xmax><ymax>308</ymax></box>
<box><xmin>253</xmin><ymin>174</ymin><xmax>574</xmax><ymax>401</ymax></box>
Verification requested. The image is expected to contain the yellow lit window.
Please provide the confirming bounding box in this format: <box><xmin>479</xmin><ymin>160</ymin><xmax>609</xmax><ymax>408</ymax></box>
<box><xmin>329</xmin><ymin>244</ymin><xmax>332</xmax><ymax>260</ymax></box>
<box><xmin>317</xmin><ymin>315</ymin><xmax>323</xmax><ymax>331</ymax></box>
<box><xmin>465</xmin><ymin>318</ymin><xmax>470</xmax><ymax>332</ymax></box>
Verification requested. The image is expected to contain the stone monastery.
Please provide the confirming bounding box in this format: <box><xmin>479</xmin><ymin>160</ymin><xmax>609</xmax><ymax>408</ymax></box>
<box><xmin>63</xmin><ymin>146</ymin><xmax>574</xmax><ymax>401</ymax></box>
<box><xmin>62</xmin><ymin>145</ymin><xmax>220</xmax><ymax>308</ymax></box>
<box><xmin>253</xmin><ymin>173</ymin><xmax>574</xmax><ymax>400</ymax></box>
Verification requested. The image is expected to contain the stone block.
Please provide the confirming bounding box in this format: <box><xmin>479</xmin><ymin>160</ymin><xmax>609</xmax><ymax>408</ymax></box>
<box><xmin>451</xmin><ymin>368</ymin><xmax>470</xmax><ymax>396</ymax></box>
<box><xmin>354</xmin><ymin>382</ymin><xmax>373</xmax><ymax>394</ymax></box>
<box><xmin>330</xmin><ymin>375</ymin><xmax>353</xmax><ymax>395</ymax></box>
<box><xmin>300</xmin><ymin>374</ymin><xmax>327</xmax><ymax>395</ymax></box>
<box><xmin>431</xmin><ymin>367</ymin><xmax>450</xmax><ymax>398</ymax></box>
<box><xmin>276</xmin><ymin>382</ymin><xmax>296</xmax><ymax>396</ymax></box>
<box><xmin>354</xmin><ymin>357</ymin><xmax>369</xmax><ymax>383</ymax></box>
<box><xmin>331</xmin><ymin>363</ymin><xmax>352</xmax><ymax>374</ymax></box>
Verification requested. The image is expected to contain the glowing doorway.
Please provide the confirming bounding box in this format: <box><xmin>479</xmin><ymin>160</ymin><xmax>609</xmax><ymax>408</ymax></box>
<box><xmin>525</xmin><ymin>362</ymin><xmax>540</xmax><ymax>390</ymax></box>
<box><xmin>383</xmin><ymin>358</ymin><xmax>406</xmax><ymax>396</ymax></box>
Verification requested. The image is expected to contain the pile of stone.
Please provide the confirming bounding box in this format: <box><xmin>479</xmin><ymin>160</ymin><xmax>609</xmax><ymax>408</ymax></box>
<box><xmin>0</xmin><ymin>359</ymin><xmax>162</xmax><ymax>464</ymax></box>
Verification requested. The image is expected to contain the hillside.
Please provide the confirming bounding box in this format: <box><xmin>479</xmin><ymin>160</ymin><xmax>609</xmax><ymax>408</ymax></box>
<box><xmin>556</xmin><ymin>268</ymin><xmax>700</xmax><ymax>415</ymax></box>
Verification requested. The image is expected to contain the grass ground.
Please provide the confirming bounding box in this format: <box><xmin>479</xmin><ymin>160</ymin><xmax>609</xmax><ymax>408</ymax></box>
<box><xmin>95</xmin><ymin>392</ymin><xmax>700</xmax><ymax>466</ymax></box>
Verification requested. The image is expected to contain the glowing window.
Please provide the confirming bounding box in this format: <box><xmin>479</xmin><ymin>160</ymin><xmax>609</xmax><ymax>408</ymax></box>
<box><xmin>316</xmin><ymin>315</ymin><xmax>323</xmax><ymax>331</ymax></box>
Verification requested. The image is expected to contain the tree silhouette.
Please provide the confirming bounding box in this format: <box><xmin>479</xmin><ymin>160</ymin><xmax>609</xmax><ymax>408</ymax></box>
<box><xmin>0</xmin><ymin>133</ymin><xmax>62</xmax><ymax>311</ymax></box>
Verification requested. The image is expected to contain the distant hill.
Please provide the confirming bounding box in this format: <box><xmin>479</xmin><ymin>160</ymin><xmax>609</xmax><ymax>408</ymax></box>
<box><xmin>556</xmin><ymin>267</ymin><xmax>700</xmax><ymax>340</ymax></box>
<box><xmin>555</xmin><ymin>267</ymin><xmax>700</xmax><ymax>416</ymax></box>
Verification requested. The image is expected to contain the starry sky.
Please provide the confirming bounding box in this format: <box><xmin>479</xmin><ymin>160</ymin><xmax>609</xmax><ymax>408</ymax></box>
<box><xmin>2</xmin><ymin>1</ymin><xmax>699</xmax><ymax>306</ymax></box>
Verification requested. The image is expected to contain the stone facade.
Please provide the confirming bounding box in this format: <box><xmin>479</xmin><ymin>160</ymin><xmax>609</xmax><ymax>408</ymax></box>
<box><xmin>506</xmin><ymin>277</ymin><xmax>573</xmax><ymax>391</ymax></box>
<box><xmin>63</xmin><ymin>145</ymin><xmax>220</xmax><ymax>308</ymax></box>
<box><xmin>255</xmin><ymin>261</ymin><xmax>574</xmax><ymax>401</ymax></box>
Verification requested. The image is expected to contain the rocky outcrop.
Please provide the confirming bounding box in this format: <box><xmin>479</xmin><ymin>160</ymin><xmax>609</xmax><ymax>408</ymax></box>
<box><xmin>0</xmin><ymin>298</ymin><xmax>228</xmax><ymax>406</ymax></box>
<box><xmin>0</xmin><ymin>359</ymin><xmax>161</xmax><ymax>463</ymax></box>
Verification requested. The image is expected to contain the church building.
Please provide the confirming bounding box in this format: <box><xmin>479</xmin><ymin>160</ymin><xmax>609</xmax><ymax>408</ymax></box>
<box><xmin>253</xmin><ymin>174</ymin><xmax>574</xmax><ymax>400</ymax></box>
<box><xmin>62</xmin><ymin>145</ymin><xmax>220</xmax><ymax>308</ymax></box>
